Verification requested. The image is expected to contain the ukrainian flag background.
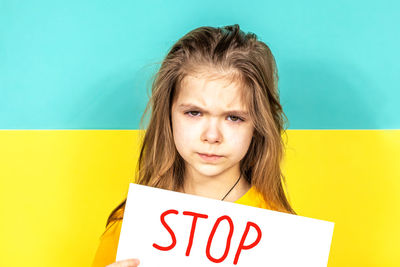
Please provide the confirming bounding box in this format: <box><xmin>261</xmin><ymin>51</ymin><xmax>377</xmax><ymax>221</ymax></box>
<box><xmin>1</xmin><ymin>1</ymin><xmax>399</xmax><ymax>266</ymax></box>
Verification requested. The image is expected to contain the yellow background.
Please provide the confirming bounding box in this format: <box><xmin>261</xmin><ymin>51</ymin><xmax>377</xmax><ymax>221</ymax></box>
<box><xmin>0</xmin><ymin>130</ymin><xmax>399</xmax><ymax>266</ymax></box>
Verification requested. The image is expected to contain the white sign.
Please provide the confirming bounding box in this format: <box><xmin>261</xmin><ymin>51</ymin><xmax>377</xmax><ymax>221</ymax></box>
<box><xmin>117</xmin><ymin>183</ymin><xmax>334</xmax><ymax>267</ymax></box>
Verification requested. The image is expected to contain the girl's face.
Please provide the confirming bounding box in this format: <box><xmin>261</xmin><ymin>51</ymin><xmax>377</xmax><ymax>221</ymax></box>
<box><xmin>171</xmin><ymin>73</ymin><xmax>254</xmax><ymax>181</ymax></box>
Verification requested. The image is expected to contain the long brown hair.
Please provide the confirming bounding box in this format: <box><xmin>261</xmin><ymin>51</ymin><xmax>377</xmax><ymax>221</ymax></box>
<box><xmin>107</xmin><ymin>24</ymin><xmax>294</xmax><ymax>227</ymax></box>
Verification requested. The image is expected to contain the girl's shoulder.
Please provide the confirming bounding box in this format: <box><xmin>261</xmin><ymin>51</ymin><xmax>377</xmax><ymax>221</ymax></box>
<box><xmin>92</xmin><ymin>204</ymin><xmax>125</xmax><ymax>266</ymax></box>
<box><xmin>92</xmin><ymin>218</ymin><xmax>123</xmax><ymax>266</ymax></box>
<box><xmin>234</xmin><ymin>186</ymin><xmax>270</xmax><ymax>209</ymax></box>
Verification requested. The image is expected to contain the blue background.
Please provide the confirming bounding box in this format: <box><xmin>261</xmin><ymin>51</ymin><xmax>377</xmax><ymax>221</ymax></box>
<box><xmin>1</xmin><ymin>0</ymin><xmax>399</xmax><ymax>129</ymax></box>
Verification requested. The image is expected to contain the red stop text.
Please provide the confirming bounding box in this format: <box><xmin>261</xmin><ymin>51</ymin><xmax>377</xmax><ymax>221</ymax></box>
<box><xmin>152</xmin><ymin>209</ymin><xmax>262</xmax><ymax>265</ymax></box>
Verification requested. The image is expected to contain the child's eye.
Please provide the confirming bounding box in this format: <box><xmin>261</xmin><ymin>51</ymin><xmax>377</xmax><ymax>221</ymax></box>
<box><xmin>186</xmin><ymin>111</ymin><xmax>201</xmax><ymax>117</ymax></box>
<box><xmin>228</xmin><ymin>115</ymin><xmax>244</xmax><ymax>122</ymax></box>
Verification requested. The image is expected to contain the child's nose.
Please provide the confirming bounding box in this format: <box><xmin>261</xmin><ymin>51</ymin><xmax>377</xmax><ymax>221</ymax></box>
<box><xmin>201</xmin><ymin>119</ymin><xmax>222</xmax><ymax>143</ymax></box>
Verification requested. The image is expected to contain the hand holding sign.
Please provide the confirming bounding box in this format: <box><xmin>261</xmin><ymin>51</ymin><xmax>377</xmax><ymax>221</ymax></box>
<box><xmin>106</xmin><ymin>259</ymin><xmax>140</xmax><ymax>267</ymax></box>
<box><xmin>117</xmin><ymin>184</ymin><xmax>334</xmax><ymax>267</ymax></box>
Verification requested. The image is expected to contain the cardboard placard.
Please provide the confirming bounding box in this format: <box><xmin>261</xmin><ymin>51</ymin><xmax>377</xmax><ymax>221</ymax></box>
<box><xmin>117</xmin><ymin>183</ymin><xmax>334</xmax><ymax>267</ymax></box>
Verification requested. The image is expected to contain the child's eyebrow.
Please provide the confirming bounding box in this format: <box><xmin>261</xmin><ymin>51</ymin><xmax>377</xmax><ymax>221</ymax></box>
<box><xmin>177</xmin><ymin>103</ymin><xmax>249</xmax><ymax>117</ymax></box>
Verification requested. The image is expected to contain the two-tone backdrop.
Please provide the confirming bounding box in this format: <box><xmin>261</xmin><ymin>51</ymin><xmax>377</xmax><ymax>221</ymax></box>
<box><xmin>1</xmin><ymin>0</ymin><xmax>399</xmax><ymax>266</ymax></box>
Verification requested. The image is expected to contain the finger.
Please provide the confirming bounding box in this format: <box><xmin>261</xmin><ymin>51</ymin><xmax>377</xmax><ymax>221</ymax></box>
<box><xmin>106</xmin><ymin>258</ymin><xmax>140</xmax><ymax>267</ymax></box>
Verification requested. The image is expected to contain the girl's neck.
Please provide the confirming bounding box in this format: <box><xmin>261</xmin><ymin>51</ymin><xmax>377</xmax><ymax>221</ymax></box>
<box><xmin>181</xmin><ymin>170</ymin><xmax>251</xmax><ymax>202</ymax></box>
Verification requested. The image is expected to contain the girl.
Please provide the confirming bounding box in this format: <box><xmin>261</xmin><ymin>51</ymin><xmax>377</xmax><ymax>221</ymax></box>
<box><xmin>92</xmin><ymin>24</ymin><xmax>295</xmax><ymax>267</ymax></box>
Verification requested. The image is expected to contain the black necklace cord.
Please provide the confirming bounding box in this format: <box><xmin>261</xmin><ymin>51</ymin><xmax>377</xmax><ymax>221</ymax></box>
<box><xmin>181</xmin><ymin>173</ymin><xmax>242</xmax><ymax>201</ymax></box>
<box><xmin>221</xmin><ymin>173</ymin><xmax>242</xmax><ymax>201</ymax></box>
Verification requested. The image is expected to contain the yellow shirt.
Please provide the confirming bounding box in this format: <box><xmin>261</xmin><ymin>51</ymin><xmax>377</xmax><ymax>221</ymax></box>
<box><xmin>92</xmin><ymin>187</ymin><xmax>268</xmax><ymax>267</ymax></box>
